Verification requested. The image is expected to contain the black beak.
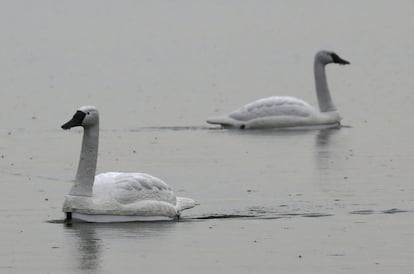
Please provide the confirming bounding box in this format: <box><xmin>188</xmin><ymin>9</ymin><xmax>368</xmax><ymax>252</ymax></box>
<box><xmin>61</xmin><ymin>111</ymin><xmax>86</xmax><ymax>130</ymax></box>
<box><xmin>331</xmin><ymin>52</ymin><xmax>350</xmax><ymax>65</ymax></box>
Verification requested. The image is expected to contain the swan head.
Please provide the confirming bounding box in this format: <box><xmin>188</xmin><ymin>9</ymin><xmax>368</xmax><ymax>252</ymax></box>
<box><xmin>316</xmin><ymin>50</ymin><xmax>350</xmax><ymax>66</ymax></box>
<box><xmin>61</xmin><ymin>106</ymin><xmax>99</xmax><ymax>130</ymax></box>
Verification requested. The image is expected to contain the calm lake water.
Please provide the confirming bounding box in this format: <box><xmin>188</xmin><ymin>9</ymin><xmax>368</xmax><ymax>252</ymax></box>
<box><xmin>1</xmin><ymin>1</ymin><xmax>414</xmax><ymax>273</ymax></box>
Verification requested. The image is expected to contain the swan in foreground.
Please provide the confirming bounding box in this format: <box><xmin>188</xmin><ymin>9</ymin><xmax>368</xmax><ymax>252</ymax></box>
<box><xmin>61</xmin><ymin>106</ymin><xmax>197</xmax><ymax>222</ymax></box>
<box><xmin>207</xmin><ymin>50</ymin><xmax>350</xmax><ymax>129</ymax></box>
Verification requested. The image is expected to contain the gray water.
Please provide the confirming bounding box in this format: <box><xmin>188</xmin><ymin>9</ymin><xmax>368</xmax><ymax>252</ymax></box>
<box><xmin>1</xmin><ymin>1</ymin><xmax>414</xmax><ymax>273</ymax></box>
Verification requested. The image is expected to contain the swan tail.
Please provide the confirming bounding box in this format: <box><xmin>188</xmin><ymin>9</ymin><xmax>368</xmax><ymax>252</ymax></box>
<box><xmin>176</xmin><ymin>197</ymin><xmax>198</xmax><ymax>212</ymax></box>
<box><xmin>206</xmin><ymin>115</ymin><xmax>242</xmax><ymax>128</ymax></box>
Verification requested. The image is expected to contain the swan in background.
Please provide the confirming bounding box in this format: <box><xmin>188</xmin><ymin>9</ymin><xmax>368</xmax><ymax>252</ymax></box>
<box><xmin>61</xmin><ymin>106</ymin><xmax>197</xmax><ymax>222</ymax></box>
<box><xmin>207</xmin><ymin>50</ymin><xmax>350</xmax><ymax>129</ymax></box>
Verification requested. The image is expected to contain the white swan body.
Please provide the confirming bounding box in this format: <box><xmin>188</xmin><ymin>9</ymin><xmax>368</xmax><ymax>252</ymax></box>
<box><xmin>208</xmin><ymin>96</ymin><xmax>341</xmax><ymax>129</ymax></box>
<box><xmin>207</xmin><ymin>50</ymin><xmax>349</xmax><ymax>129</ymax></box>
<box><xmin>61</xmin><ymin>106</ymin><xmax>197</xmax><ymax>222</ymax></box>
<box><xmin>63</xmin><ymin>172</ymin><xmax>196</xmax><ymax>222</ymax></box>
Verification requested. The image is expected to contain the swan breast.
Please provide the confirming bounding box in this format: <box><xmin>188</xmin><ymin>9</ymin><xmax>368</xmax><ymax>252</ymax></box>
<box><xmin>229</xmin><ymin>96</ymin><xmax>315</xmax><ymax>121</ymax></box>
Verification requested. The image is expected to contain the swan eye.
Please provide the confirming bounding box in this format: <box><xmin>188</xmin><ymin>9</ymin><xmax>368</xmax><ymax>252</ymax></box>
<box><xmin>87</xmin><ymin>112</ymin><xmax>90</xmax><ymax>115</ymax></box>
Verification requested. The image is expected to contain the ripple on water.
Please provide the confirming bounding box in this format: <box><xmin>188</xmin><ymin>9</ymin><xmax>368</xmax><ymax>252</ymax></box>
<box><xmin>46</xmin><ymin>207</ymin><xmax>413</xmax><ymax>224</ymax></box>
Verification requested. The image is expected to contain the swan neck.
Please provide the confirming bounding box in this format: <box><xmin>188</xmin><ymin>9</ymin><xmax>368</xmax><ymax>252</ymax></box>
<box><xmin>314</xmin><ymin>61</ymin><xmax>336</xmax><ymax>112</ymax></box>
<box><xmin>70</xmin><ymin>123</ymin><xmax>99</xmax><ymax>197</ymax></box>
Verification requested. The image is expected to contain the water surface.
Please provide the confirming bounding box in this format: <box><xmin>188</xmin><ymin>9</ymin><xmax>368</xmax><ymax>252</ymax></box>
<box><xmin>1</xmin><ymin>1</ymin><xmax>414</xmax><ymax>273</ymax></box>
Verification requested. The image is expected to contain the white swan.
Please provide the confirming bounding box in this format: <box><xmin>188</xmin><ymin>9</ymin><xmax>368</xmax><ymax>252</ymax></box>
<box><xmin>207</xmin><ymin>50</ymin><xmax>350</xmax><ymax>129</ymax></box>
<box><xmin>61</xmin><ymin>106</ymin><xmax>197</xmax><ymax>222</ymax></box>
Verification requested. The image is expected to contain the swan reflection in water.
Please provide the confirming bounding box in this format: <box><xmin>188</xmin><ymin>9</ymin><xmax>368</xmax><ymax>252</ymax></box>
<box><xmin>314</xmin><ymin>128</ymin><xmax>341</xmax><ymax>172</ymax></box>
<box><xmin>64</xmin><ymin>221</ymin><xmax>177</xmax><ymax>273</ymax></box>
<box><xmin>313</xmin><ymin>128</ymin><xmax>351</xmax><ymax>196</ymax></box>
<box><xmin>315</xmin><ymin>128</ymin><xmax>341</xmax><ymax>147</ymax></box>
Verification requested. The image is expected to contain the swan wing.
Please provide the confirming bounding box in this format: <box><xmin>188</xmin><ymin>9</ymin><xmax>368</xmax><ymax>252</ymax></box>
<box><xmin>206</xmin><ymin>96</ymin><xmax>317</xmax><ymax>127</ymax></box>
<box><xmin>94</xmin><ymin>172</ymin><xmax>177</xmax><ymax>206</ymax></box>
<box><xmin>229</xmin><ymin>96</ymin><xmax>314</xmax><ymax>121</ymax></box>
